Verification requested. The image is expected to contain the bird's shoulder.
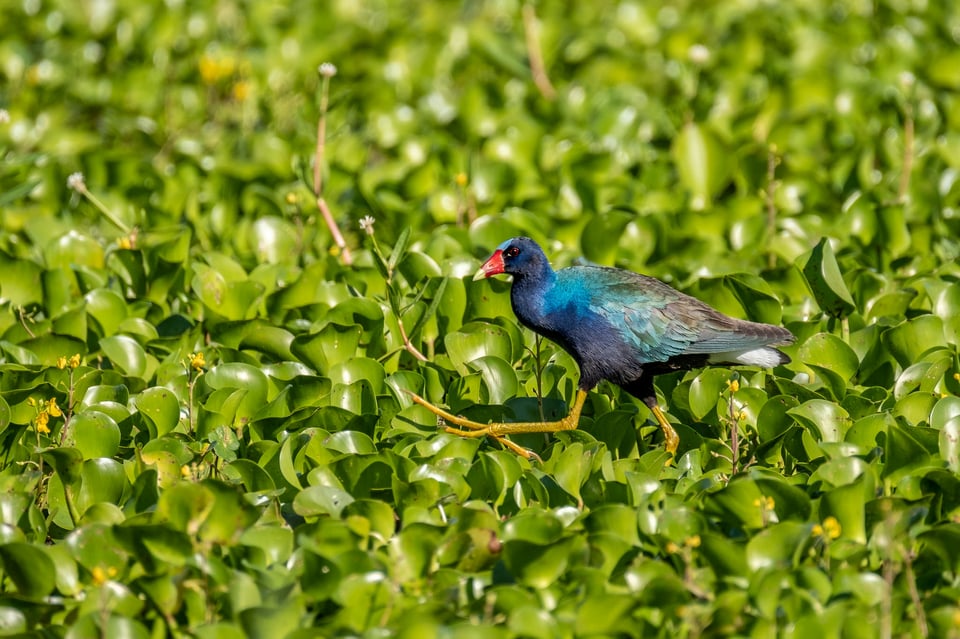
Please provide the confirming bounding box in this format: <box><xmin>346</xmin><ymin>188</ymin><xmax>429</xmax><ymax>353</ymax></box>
<box><xmin>555</xmin><ymin>265</ymin><xmax>684</xmax><ymax>309</ymax></box>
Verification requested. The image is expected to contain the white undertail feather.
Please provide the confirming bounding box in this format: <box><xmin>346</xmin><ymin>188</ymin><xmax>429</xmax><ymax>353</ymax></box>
<box><xmin>708</xmin><ymin>347</ymin><xmax>787</xmax><ymax>368</ymax></box>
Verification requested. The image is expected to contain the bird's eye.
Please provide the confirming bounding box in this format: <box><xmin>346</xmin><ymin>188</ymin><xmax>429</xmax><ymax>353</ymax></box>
<box><xmin>504</xmin><ymin>246</ymin><xmax>520</xmax><ymax>258</ymax></box>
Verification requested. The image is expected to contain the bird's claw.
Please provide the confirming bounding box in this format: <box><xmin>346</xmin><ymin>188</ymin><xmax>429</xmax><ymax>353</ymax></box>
<box><xmin>407</xmin><ymin>390</ymin><xmax>541</xmax><ymax>460</ymax></box>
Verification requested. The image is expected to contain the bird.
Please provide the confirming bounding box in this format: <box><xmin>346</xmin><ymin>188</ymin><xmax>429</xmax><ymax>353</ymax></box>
<box><xmin>410</xmin><ymin>237</ymin><xmax>794</xmax><ymax>458</ymax></box>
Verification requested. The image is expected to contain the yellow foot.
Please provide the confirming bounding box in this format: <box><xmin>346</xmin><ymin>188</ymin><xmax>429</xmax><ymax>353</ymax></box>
<box><xmin>405</xmin><ymin>390</ymin><xmax>589</xmax><ymax>460</ymax></box>
<box><xmin>651</xmin><ymin>404</ymin><xmax>679</xmax><ymax>457</ymax></box>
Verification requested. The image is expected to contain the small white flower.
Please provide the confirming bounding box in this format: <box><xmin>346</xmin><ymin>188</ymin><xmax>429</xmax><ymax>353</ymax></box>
<box><xmin>66</xmin><ymin>172</ymin><xmax>86</xmax><ymax>191</ymax></box>
<box><xmin>359</xmin><ymin>215</ymin><xmax>376</xmax><ymax>235</ymax></box>
<box><xmin>0</xmin><ymin>109</ymin><xmax>9</xmax><ymax>124</ymax></box>
<box><xmin>688</xmin><ymin>44</ymin><xmax>710</xmax><ymax>65</ymax></box>
<box><xmin>318</xmin><ymin>62</ymin><xmax>337</xmax><ymax>78</ymax></box>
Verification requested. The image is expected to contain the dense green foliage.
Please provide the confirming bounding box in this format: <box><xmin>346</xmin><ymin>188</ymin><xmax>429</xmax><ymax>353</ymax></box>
<box><xmin>2</xmin><ymin>0</ymin><xmax>960</xmax><ymax>636</ymax></box>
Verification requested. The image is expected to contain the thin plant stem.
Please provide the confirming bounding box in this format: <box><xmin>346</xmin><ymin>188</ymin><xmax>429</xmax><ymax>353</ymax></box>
<box><xmin>76</xmin><ymin>183</ymin><xmax>133</xmax><ymax>234</ymax></box>
<box><xmin>396</xmin><ymin>315</ymin><xmax>428</xmax><ymax>362</ymax></box>
<box><xmin>534</xmin><ymin>334</ymin><xmax>546</xmax><ymax>422</ymax></box>
<box><xmin>898</xmin><ymin>104</ymin><xmax>914</xmax><ymax>204</ymax></box>
<box><xmin>522</xmin><ymin>3</ymin><xmax>556</xmax><ymax>101</ymax></box>
<box><xmin>904</xmin><ymin>550</ymin><xmax>929</xmax><ymax>637</ymax></box>
<box><xmin>765</xmin><ymin>146</ymin><xmax>779</xmax><ymax>269</ymax></box>
<box><xmin>728</xmin><ymin>392</ymin><xmax>740</xmax><ymax>474</ymax></box>
<box><xmin>313</xmin><ymin>65</ymin><xmax>352</xmax><ymax>265</ymax></box>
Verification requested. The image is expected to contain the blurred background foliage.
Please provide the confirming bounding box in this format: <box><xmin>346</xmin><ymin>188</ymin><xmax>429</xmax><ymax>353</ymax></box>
<box><xmin>1</xmin><ymin>0</ymin><xmax>960</xmax><ymax>636</ymax></box>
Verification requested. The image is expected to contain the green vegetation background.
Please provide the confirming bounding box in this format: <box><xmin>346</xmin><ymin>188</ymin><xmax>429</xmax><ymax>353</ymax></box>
<box><xmin>1</xmin><ymin>0</ymin><xmax>960</xmax><ymax>637</ymax></box>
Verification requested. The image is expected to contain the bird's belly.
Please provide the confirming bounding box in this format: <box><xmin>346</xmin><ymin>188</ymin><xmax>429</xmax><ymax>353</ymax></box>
<box><xmin>550</xmin><ymin>324</ymin><xmax>646</xmax><ymax>390</ymax></box>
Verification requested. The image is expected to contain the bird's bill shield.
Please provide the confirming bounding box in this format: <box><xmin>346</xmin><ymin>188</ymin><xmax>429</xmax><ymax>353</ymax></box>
<box><xmin>473</xmin><ymin>250</ymin><xmax>505</xmax><ymax>280</ymax></box>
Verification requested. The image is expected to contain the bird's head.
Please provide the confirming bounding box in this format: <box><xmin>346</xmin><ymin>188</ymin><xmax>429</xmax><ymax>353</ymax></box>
<box><xmin>473</xmin><ymin>237</ymin><xmax>547</xmax><ymax>281</ymax></box>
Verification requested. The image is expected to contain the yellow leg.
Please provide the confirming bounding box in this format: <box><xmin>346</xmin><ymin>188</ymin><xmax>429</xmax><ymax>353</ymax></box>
<box><xmin>408</xmin><ymin>390</ymin><xmax>589</xmax><ymax>458</ymax></box>
<box><xmin>651</xmin><ymin>405</ymin><xmax>679</xmax><ymax>456</ymax></box>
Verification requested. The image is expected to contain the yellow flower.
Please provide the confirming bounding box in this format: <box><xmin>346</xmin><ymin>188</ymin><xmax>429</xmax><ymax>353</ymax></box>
<box><xmin>181</xmin><ymin>465</ymin><xmax>192</xmax><ymax>478</ymax></box>
<box><xmin>69</xmin><ymin>353</ymin><xmax>81</xmax><ymax>368</ymax></box>
<box><xmin>665</xmin><ymin>541</ymin><xmax>680</xmax><ymax>554</ymax></box>
<box><xmin>199</xmin><ymin>54</ymin><xmax>236</xmax><ymax>84</ymax></box>
<box><xmin>35</xmin><ymin>411</ymin><xmax>50</xmax><ymax>434</ymax></box>
<box><xmin>727</xmin><ymin>379</ymin><xmax>740</xmax><ymax>393</ymax></box>
<box><xmin>231</xmin><ymin>80</ymin><xmax>250</xmax><ymax>101</ymax></box>
<box><xmin>455</xmin><ymin>172</ymin><xmax>468</xmax><ymax>187</ymax></box>
<box><xmin>686</xmin><ymin>535</ymin><xmax>701</xmax><ymax>548</ymax></box>
<box><xmin>57</xmin><ymin>356</ymin><xmax>67</xmax><ymax>370</ymax></box>
<box><xmin>753</xmin><ymin>496</ymin><xmax>775</xmax><ymax>510</ymax></box>
<box><xmin>118</xmin><ymin>236</ymin><xmax>133</xmax><ymax>250</ymax></box>
<box><xmin>189</xmin><ymin>352</ymin><xmax>206</xmax><ymax>371</ymax></box>
<box><xmin>285</xmin><ymin>192</ymin><xmax>299</xmax><ymax>205</ymax></box>
<box><xmin>46</xmin><ymin>398</ymin><xmax>62</xmax><ymax>417</ymax></box>
<box><xmin>813</xmin><ymin>516</ymin><xmax>842</xmax><ymax>540</ymax></box>
<box><xmin>821</xmin><ymin>516</ymin><xmax>841</xmax><ymax>539</ymax></box>
<box><xmin>91</xmin><ymin>566</ymin><xmax>108</xmax><ymax>585</ymax></box>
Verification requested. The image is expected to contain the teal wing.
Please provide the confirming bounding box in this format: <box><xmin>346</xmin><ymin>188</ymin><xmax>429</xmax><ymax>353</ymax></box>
<box><xmin>571</xmin><ymin>266</ymin><xmax>785</xmax><ymax>364</ymax></box>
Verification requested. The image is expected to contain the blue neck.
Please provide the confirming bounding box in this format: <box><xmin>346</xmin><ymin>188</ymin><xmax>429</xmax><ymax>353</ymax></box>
<box><xmin>509</xmin><ymin>259</ymin><xmax>557</xmax><ymax>328</ymax></box>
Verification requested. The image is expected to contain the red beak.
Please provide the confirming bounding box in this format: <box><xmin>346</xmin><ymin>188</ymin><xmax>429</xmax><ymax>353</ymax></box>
<box><xmin>473</xmin><ymin>249</ymin><xmax>505</xmax><ymax>280</ymax></box>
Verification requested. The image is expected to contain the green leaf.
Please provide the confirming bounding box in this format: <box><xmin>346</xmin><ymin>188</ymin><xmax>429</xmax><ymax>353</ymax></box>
<box><xmin>445</xmin><ymin>322</ymin><xmax>514</xmax><ymax>376</ymax></box>
<box><xmin>688</xmin><ymin>368</ymin><xmax>733</xmax><ymax>420</ymax></box>
<box><xmin>100</xmin><ymin>335</ymin><xmax>148</xmax><ymax>378</ymax></box>
<box><xmin>788</xmin><ymin>400</ymin><xmax>850</xmax><ymax>443</ymax></box>
<box><xmin>65</xmin><ymin>411</ymin><xmax>121</xmax><ymax>458</ymax></box>
<box><xmin>800</xmin><ymin>238</ymin><xmax>855</xmax><ymax>318</ymax></box>
<box><xmin>294</xmin><ymin>485</ymin><xmax>356</xmax><ymax>518</ymax></box>
<box><xmin>799</xmin><ymin>333</ymin><xmax>859</xmax><ymax>380</ymax></box>
<box><xmin>135</xmin><ymin>387</ymin><xmax>181</xmax><ymax>437</ymax></box>
<box><xmin>672</xmin><ymin>121</ymin><xmax>730</xmax><ymax>210</ymax></box>
<box><xmin>0</xmin><ymin>543</ymin><xmax>56</xmax><ymax>598</ymax></box>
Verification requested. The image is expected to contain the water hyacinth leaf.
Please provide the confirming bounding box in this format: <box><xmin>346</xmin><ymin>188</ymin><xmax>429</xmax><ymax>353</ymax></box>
<box><xmin>445</xmin><ymin>322</ymin><xmax>514</xmax><ymax>376</ymax></box>
<box><xmin>19</xmin><ymin>335</ymin><xmax>87</xmax><ymax>366</ymax></box>
<box><xmin>42</xmin><ymin>447</ymin><xmax>84</xmax><ymax>486</ymax></box>
<box><xmin>800</xmin><ymin>238</ymin><xmax>855</xmax><ymax>318</ymax></box>
<box><xmin>581</xmin><ymin>210</ymin><xmax>632</xmax><ymax>265</ymax></box>
<box><xmin>329</xmin><ymin>358</ymin><xmax>385</xmax><ymax>394</ymax></box>
<box><xmin>77</xmin><ymin>459</ymin><xmax>128</xmax><ymax>513</ymax></box>
<box><xmin>722</xmin><ymin>273</ymin><xmax>784</xmax><ymax>325</ymax></box>
<box><xmin>941</xmin><ymin>416</ymin><xmax>960</xmax><ymax>472</ymax></box>
<box><xmin>191</xmin><ymin>267</ymin><xmax>265</xmax><ymax>321</ymax></box>
<box><xmin>196</xmin><ymin>480</ymin><xmax>261</xmax><ymax>544</ymax></box>
<box><xmin>819</xmin><ymin>474</ymin><xmax>874</xmax><ymax>544</ymax></box>
<box><xmin>290</xmin><ymin>324</ymin><xmax>363</xmax><ymax>372</ymax></box>
<box><xmin>468</xmin><ymin>355</ymin><xmax>518</xmax><ymax>405</ymax></box>
<box><xmin>51</xmin><ymin>224</ymin><xmax>109</xmax><ymax>265</ymax></box>
<box><xmin>294</xmin><ymin>485</ymin><xmax>356</xmax><ymax>518</ymax></box>
<box><xmin>157</xmin><ymin>483</ymin><xmax>216</xmax><ymax>534</ymax></box>
<box><xmin>84</xmin><ymin>288</ymin><xmax>128</xmax><ymax>336</ymax></box>
<box><xmin>746</xmin><ymin>522</ymin><xmax>811</xmax><ymax>571</ymax></box>
<box><xmin>100</xmin><ymin>335</ymin><xmax>148</xmax><ymax>378</ymax></box>
<box><xmin>883</xmin><ymin>421</ymin><xmax>937</xmax><ymax>479</ymax></box>
<box><xmin>65</xmin><ymin>411</ymin><xmax>121</xmax><ymax>459</ymax></box>
<box><xmin>238</xmin><ymin>325</ymin><xmax>295</xmax><ymax>361</ymax></box>
<box><xmin>799</xmin><ymin>333</ymin><xmax>859</xmax><ymax>381</ymax></box>
<box><xmin>788</xmin><ymin>400</ymin><xmax>850</xmax><ymax>442</ymax></box>
<box><xmin>688</xmin><ymin>368</ymin><xmax>733</xmax><ymax>421</ymax></box>
<box><xmin>882</xmin><ymin>316</ymin><xmax>946</xmax><ymax>368</ymax></box>
<box><xmin>135</xmin><ymin>387</ymin><xmax>181</xmax><ymax>437</ymax></box>
<box><xmin>671</xmin><ymin>121</ymin><xmax>730</xmax><ymax>210</ymax></box>
<box><xmin>204</xmin><ymin>363</ymin><xmax>269</xmax><ymax>405</ymax></box>
<box><xmin>0</xmin><ymin>543</ymin><xmax>56</xmax><ymax>598</ymax></box>
<box><xmin>757</xmin><ymin>395</ymin><xmax>800</xmax><ymax>442</ymax></box>
<box><xmin>502</xmin><ymin>535</ymin><xmax>584</xmax><ymax>589</ymax></box>
<box><xmin>247</xmin><ymin>216</ymin><xmax>300</xmax><ymax>264</ymax></box>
